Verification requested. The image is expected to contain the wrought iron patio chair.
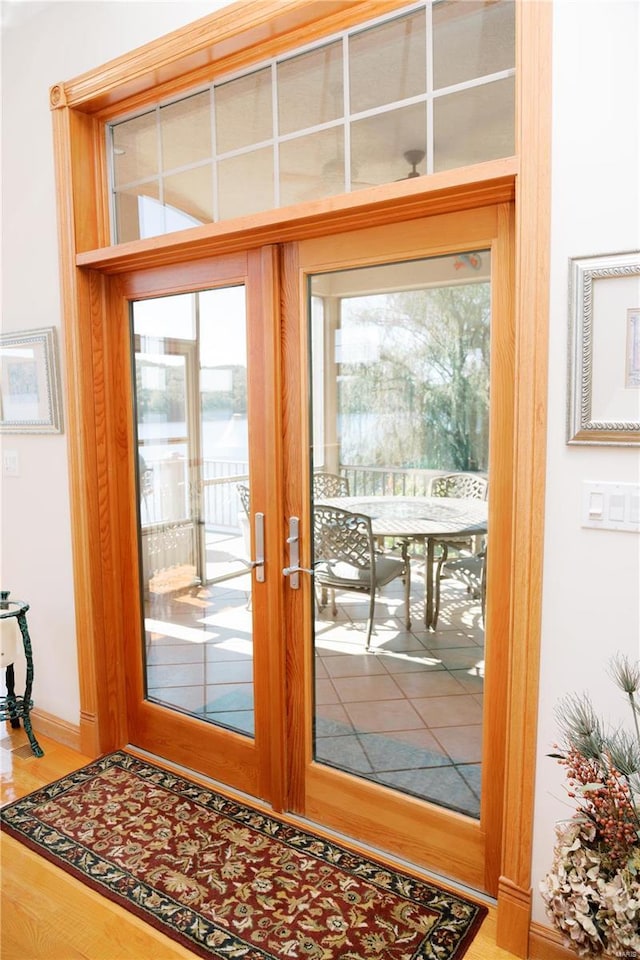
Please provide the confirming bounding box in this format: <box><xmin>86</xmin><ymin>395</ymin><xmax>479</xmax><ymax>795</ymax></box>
<box><xmin>138</xmin><ymin>453</ymin><xmax>154</xmax><ymax>522</ymax></box>
<box><xmin>312</xmin><ymin>473</ymin><xmax>350</xmax><ymax>608</ymax></box>
<box><xmin>429</xmin><ymin>473</ymin><xmax>488</xmax><ymax>501</ymax></box>
<box><xmin>235</xmin><ymin>482</ymin><xmax>253</xmax><ymax>609</ymax></box>
<box><xmin>430</xmin><ymin>473</ymin><xmax>489</xmax><ymax>580</ymax></box>
<box><xmin>429</xmin><ymin>473</ymin><xmax>488</xmax><ymax>617</ymax></box>
<box><xmin>313</xmin><ymin>504</ymin><xmax>410</xmax><ymax>650</ymax></box>
<box><xmin>236</xmin><ymin>481</ymin><xmax>250</xmax><ymax>518</ymax></box>
<box><xmin>433</xmin><ymin>549</ymin><xmax>487</xmax><ymax>628</ymax></box>
<box><xmin>313</xmin><ymin>472</ymin><xmax>350</xmax><ymax>499</ymax></box>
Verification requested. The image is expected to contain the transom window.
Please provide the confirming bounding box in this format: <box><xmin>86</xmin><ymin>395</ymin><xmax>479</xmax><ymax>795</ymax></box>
<box><xmin>109</xmin><ymin>0</ymin><xmax>515</xmax><ymax>243</ymax></box>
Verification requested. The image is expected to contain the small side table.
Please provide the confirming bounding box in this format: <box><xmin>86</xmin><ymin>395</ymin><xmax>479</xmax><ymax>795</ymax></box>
<box><xmin>0</xmin><ymin>592</ymin><xmax>44</xmax><ymax>757</ymax></box>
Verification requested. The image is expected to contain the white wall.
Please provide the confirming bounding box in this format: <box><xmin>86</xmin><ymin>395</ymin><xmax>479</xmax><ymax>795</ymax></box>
<box><xmin>531</xmin><ymin>0</ymin><xmax>640</xmax><ymax>925</ymax></box>
<box><xmin>2</xmin><ymin>0</ymin><xmax>639</xmax><ymax>934</ymax></box>
<box><xmin>0</xmin><ymin>0</ymin><xmax>227</xmax><ymax>723</ymax></box>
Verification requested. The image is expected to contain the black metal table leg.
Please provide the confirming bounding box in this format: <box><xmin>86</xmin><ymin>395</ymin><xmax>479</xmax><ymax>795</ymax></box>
<box><xmin>5</xmin><ymin>664</ymin><xmax>21</xmax><ymax>728</ymax></box>
<box><xmin>1</xmin><ymin>593</ymin><xmax>44</xmax><ymax>757</ymax></box>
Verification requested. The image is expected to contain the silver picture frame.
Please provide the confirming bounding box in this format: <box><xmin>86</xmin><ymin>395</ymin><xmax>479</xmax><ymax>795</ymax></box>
<box><xmin>0</xmin><ymin>327</ymin><xmax>63</xmax><ymax>434</ymax></box>
<box><xmin>567</xmin><ymin>250</ymin><xmax>640</xmax><ymax>445</ymax></box>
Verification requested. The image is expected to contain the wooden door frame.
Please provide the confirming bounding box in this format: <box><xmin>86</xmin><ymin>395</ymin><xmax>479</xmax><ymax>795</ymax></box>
<box><xmin>50</xmin><ymin>2</ymin><xmax>551</xmax><ymax>955</ymax></box>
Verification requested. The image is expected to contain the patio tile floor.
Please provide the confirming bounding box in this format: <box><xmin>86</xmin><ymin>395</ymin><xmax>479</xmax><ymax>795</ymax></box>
<box><xmin>144</xmin><ymin>557</ymin><xmax>485</xmax><ymax>818</ymax></box>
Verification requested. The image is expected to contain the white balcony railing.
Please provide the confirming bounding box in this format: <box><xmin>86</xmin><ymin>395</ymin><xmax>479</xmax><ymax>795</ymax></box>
<box><xmin>141</xmin><ymin>458</ymin><xmax>451</xmax><ymax>533</ymax></box>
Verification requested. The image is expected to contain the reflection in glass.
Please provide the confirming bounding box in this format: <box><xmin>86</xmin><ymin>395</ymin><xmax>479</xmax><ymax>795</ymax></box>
<box><xmin>309</xmin><ymin>253</ymin><xmax>490</xmax><ymax>818</ymax></box>
<box><xmin>349</xmin><ymin>9</ymin><xmax>426</xmax><ymax>114</ymax></box>
<box><xmin>115</xmin><ymin>183</ymin><xmax>161</xmax><ymax>243</ymax></box>
<box><xmin>133</xmin><ymin>287</ymin><xmax>254</xmax><ymax>738</ymax></box>
<box><xmin>280</xmin><ymin>127</ymin><xmax>345</xmax><ymax>207</ymax></box>
<box><xmin>116</xmin><ymin>185</ymin><xmax>207</xmax><ymax>242</ymax></box>
<box><xmin>278</xmin><ymin>41</ymin><xmax>343</xmax><ymax>136</ymax></box>
<box><xmin>215</xmin><ymin>68</ymin><xmax>273</xmax><ymax>154</ymax></box>
<box><xmin>350</xmin><ymin>103</ymin><xmax>426</xmax><ymax>189</ymax></box>
<box><xmin>112</xmin><ymin>110</ymin><xmax>158</xmax><ymax>186</ymax></box>
<box><xmin>433</xmin><ymin>0</ymin><xmax>515</xmax><ymax>90</ymax></box>
<box><xmin>163</xmin><ymin>166</ymin><xmax>214</xmax><ymax>226</ymax></box>
<box><xmin>160</xmin><ymin>91</ymin><xmax>212</xmax><ymax>170</ymax></box>
<box><xmin>434</xmin><ymin>76</ymin><xmax>515</xmax><ymax>171</ymax></box>
<box><xmin>218</xmin><ymin>148</ymin><xmax>274</xmax><ymax>220</ymax></box>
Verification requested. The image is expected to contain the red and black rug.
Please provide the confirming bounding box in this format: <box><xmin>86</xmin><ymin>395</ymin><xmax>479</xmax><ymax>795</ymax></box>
<box><xmin>1</xmin><ymin>751</ymin><xmax>486</xmax><ymax>959</ymax></box>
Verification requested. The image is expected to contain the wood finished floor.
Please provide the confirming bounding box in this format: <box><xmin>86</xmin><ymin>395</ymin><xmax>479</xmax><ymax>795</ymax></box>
<box><xmin>1</xmin><ymin>728</ymin><xmax>517</xmax><ymax>960</ymax></box>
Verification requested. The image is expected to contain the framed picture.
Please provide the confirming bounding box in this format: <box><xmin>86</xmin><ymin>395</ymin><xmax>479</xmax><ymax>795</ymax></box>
<box><xmin>567</xmin><ymin>250</ymin><xmax>640</xmax><ymax>445</ymax></box>
<box><xmin>0</xmin><ymin>327</ymin><xmax>63</xmax><ymax>434</ymax></box>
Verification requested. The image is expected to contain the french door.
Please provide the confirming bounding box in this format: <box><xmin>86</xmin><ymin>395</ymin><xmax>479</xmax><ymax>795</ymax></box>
<box><xmin>119</xmin><ymin>205</ymin><xmax>513</xmax><ymax>894</ymax></box>
<box><xmin>121</xmin><ymin>249</ymin><xmax>286</xmax><ymax>805</ymax></box>
<box><xmin>282</xmin><ymin>206</ymin><xmax>513</xmax><ymax>894</ymax></box>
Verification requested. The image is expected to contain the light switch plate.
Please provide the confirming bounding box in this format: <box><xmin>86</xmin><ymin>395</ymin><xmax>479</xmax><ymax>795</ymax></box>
<box><xmin>2</xmin><ymin>450</ymin><xmax>19</xmax><ymax>477</ymax></box>
<box><xmin>582</xmin><ymin>481</ymin><xmax>640</xmax><ymax>532</ymax></box>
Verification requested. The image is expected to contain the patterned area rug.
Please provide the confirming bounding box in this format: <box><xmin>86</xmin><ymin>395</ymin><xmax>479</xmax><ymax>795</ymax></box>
<box><xmin>0</xmin><ymin>751</ymin><xmax>486</xmax><ymax>959</ymax></box>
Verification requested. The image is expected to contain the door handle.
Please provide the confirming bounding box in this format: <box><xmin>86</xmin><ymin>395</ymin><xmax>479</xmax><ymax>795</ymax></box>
<box><xmin>216</xmin><ymin>511</ymin><xmax>265</xmax><ymax>584</ymax></box>
<box><xmin>250</xmin><ymin>511</ymin><xmax>265</xmax><ymax>582</ymax></box>
<box><xmin>207</xmin><ymin>511</ymin><xmax>264</xmax><ymax>586</ymax></box>
<box><xmin>282</xmin><ymin>516</ymin><xmax>313</xmax><ymax>589</ymax></box>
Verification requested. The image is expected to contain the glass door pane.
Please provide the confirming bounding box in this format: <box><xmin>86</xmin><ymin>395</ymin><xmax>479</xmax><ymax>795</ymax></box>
<box><xmin>309</xmin><ymin>251</ymin><xmax>490</xmax><ymax>819</ymax></box>
<box><xmin>133</xmin><ymin>286</ymin><xmax>255</xmax><ymax>738</ymax></box>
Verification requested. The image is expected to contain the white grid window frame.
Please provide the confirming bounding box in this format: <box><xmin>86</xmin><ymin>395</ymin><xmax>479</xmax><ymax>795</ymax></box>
<box><xmin>108</xmin><ymin>1</ymin><xmax>515</xmax><ymax>243</ymax></box>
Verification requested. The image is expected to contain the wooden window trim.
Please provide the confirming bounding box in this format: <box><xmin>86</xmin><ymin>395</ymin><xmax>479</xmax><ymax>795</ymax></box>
<box><xmin>50</xmin><ymin>2</ymin><xmax>551</xmax><ymax>956</ymax></box>
<box><xmin>77</xmin><ymin>159</ymin><xmax>517</xmax><ymax>268</ymax></box>
<box><xmin>53</xmin><ymin>1</ymin><xmax>421</xmax><ymax>117</ymax></box>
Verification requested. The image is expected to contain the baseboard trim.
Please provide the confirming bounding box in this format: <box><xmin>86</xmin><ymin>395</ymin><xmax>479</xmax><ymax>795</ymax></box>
<box><xmin>496</xmin><ymin>876</ymin><xmax>532</xmax><ymax>957</ymax></box>
<box><xmin>79</xmin><ymin>709</ymin><xmax>100</xmax><ymax>756</ymax></box>
<box><xmin>31</xmin><ymin>708</ymin><xmax>81</xmax><ymax>751</ymax></box>
<box><xmin>529</xmin><ymin>921</ymin><xmax>575</xmax><ymax>959</ymax></box>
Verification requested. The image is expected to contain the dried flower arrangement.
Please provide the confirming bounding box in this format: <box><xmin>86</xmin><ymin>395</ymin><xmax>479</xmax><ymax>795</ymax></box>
<box><xmin>540</xmin><ymin>654</ymin><xmax>640</xmax><ymax>958</ymax></box>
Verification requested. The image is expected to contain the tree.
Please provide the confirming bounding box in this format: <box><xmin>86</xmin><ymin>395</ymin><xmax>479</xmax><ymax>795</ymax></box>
<box><xmin>337</xmin><ymin>281</ymin><xmax>490</xmax><ymax>471</ymax></box>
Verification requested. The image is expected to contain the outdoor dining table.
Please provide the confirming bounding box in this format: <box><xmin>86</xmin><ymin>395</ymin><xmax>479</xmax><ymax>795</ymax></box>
<box><xmin>317</xmin><ymin>495</ymin><xmax>488</xmax><ymax>629</ymax></box>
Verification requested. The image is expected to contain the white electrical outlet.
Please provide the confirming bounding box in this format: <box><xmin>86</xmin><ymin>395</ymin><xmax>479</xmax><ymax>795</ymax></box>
<box><xmin>2</xmin><ymin>450</ymin><xmax>20</xmax><ymax>477</ymax></box>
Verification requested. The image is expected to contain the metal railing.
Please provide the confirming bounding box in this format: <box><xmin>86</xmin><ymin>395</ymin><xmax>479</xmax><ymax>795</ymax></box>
<box><xmin>140</xmin><ymin>457</ymin><xmax>248</xmax><ymax>533</ymax></box>
<box><xmin>339</xmin><ymin>464</ymin><xmax>444</xmax><ymax>498</ymax></box>
<box><xmin>143</xmin><ymin>459</ymin><xmax>463</xmax><ymax>533</ymax></box>
<box><xmin>201</xmin><ymin>462</ymin><xmax>448</xmax><ymax>528</ymax></box>
<box><xmin>201</xmin><ymin>459</ymin><xmax>248</xmax><ymax>532</ymax></box>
